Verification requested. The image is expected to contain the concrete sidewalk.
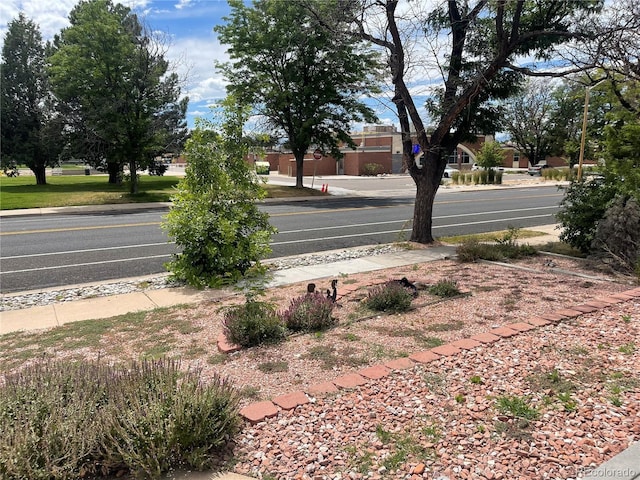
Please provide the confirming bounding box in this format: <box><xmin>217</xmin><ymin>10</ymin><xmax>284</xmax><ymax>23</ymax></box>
<box><xmin>0</xmin><ymin>244</ymin><xmax>457</xmax><ymax>335</ymax></box>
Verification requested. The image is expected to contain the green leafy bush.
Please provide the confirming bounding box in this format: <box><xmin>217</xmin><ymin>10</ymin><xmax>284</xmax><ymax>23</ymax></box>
<box><xmin>223</xmin><ymin>299</ymin><xmax>285</xmax><ymax>347</ymax></box>
<box><xmin>556</xmin><ymin>179</ymin><xmax>618</xmax><ymax>253</ymax></box>
<box><xmin>164</xmin><ymin>100</ymin><xmax>276</xmax><ymax>288</ymax></box>
<box><xmin>428</xmin><ymin>279</ymin><xmax>461</xmax><ymax>297</ymax></box>
<box><xmin>0</xmin><ymin>359</ymin><xmax>240</xmax><ymax>480</ymax></box>
<box><xmin>255</xmin><ymin>161</ymin><xmax>270</xmax><ymax>175</ymax></box>
<box><xmin>281</xmin><ymin>293</ymin><xmax>336</xmax><ymax>332</ymax></box>
<box><xmin>451</xmin><ymin>171</ymin><xmax>462</xmax><ymax>184</ymax></box>
<box><xmin>364</xmin><ymin>281</ymin><xmax>414</xmax><ymax>313</ymax></box>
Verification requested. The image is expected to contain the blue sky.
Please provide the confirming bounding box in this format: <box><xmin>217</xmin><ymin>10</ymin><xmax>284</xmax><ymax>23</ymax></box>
<box><xmin>1</xmin><ymin>0</ymin><xmax>408</xmax><ymax>131</ymax></box>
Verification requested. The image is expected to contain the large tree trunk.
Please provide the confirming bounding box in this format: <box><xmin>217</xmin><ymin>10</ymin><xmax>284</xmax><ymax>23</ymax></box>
<box><xmin>32</xmin><ymin>164</ymin><xmax>47</xmax><ymax>185</ymax></box>
<box><xmin>129</xmin><ymin>160</ymin><xmax>138</xmax><ymax>194</ymax></box>
<box><xmin>294</xmin><ymin>152</ymin><xmax>305</xmax><ymax>188</ymax></box>
<box><xmin>107</xmin><ymin>162</ymin><xmax>121</xmax><ymax>184</ymax></box>
<box><xmin>410</xmin><ymin>156</ymin><xmax>443</xmax><ymax>244</ymax></box>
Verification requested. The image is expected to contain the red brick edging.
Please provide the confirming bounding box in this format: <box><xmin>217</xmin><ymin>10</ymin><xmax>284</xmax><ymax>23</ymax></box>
<box><xmin>238</xmin><ymin>288</ymin><xmax>640</xmax><ymax>423</ymax></box>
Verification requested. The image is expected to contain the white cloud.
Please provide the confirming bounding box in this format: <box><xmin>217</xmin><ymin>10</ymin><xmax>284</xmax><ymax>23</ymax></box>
<box><xmin>174</xmin><ymin>0</ymin><xmax>192</xmax><ymax>10</ymax></box>
<box><xmin>165</xmin><ymin>35</ymin><xmax>228</xmax><ymax>103</ymax></box>
<box><xmin>1</xmin><ymin>0</ymin><xmax>76</xmax><ymax>47</ymax></box>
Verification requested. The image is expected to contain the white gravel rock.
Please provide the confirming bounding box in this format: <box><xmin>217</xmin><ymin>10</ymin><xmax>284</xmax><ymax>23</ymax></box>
<box><xmin>0</xmin><ymin>245</ymin><xmax>403</xmax><ymax>312</ymax></box>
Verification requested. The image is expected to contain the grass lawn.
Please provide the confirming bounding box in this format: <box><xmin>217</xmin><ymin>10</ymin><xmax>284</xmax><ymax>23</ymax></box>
<box><xmin>0</xmin><ymin>175</ymin><xmax>324</xmax><ymax>210</ymax></box>
<box><xmin>437</xmin><ymin>229</ymin><xmax>546</xmax><ymax>244</ymax></box>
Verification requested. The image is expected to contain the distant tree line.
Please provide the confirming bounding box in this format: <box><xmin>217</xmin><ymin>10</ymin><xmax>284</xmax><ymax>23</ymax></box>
<box><xmin>1</xmin><ymin>0</ymin><xmax>188</xmax><ymax>192</ymax></box>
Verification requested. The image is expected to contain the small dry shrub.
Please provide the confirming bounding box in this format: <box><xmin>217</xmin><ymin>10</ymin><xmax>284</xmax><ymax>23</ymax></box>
<box><xmin>280</xmin><ymin>293</ymin><xmax>336</xmax><ymax>332</ymax></box>
<box><xmin>0</xmin><ymin>359</ymin><xmax>240</xmax><ymax>480</ymax></box>
<box><xmin>457</xmin><ymin>228</ymin><xmax>537</xmax><ymax>263</ymax></box>
<box><xmin>364</xmin><ymin>281</ymin><xmax>414</xmax><ymax>313</ymax></box>
<box><xmin>223</xmin><ymin>299</ymin><xmax>285</xmax><ymax>347</ymax></box>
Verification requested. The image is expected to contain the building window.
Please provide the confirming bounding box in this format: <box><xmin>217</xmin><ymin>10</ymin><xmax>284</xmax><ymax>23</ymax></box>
<box><xmin>449</xmin><ymin>149</ymin><xmax>470</xmax><ymax>164</ymax></box>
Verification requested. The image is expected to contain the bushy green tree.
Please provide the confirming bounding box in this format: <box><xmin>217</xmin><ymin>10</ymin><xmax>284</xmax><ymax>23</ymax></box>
<box><xmin>1</xmin><ymin>14</ymin><xmax>63</xmax><ymax>184</ymax></box>
<box><xmin>49</xmin><ymin>0</ymin><xmax>187</xmax><ymax>192</ymax></box>
<box><xmin>475</xmin><ymin>141</ymin><xmax>505</xmax><ymax>171</ymax></box>
<box><xmin>215</xmin><ymin>0</ymin><xmax>380</xmax><ymax>188</ymax></box>
<box><xmin>556</xmin><ymin>179</ymin><xmax>618</xmax><ymax>254</ymax></box>
<box><xmin>601</xmin><ymin>78</ymin><xmax>640</xmax><ymax>201</ymax></box>
<box><xmin>163</xmin><ymin>99</ymin><xmax>276</xmax><ymax>288</ymax></box>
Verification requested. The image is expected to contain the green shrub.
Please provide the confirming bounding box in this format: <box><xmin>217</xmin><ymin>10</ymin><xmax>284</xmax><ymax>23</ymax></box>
<box><xmin>255</xmin><ymin>161</ymin><xmax>270</xmax><ymax>175</ymax></box>
<box><xmin>494</xmin><ymin>171</ymin><xmax>503</xmax><ymax>184</ymax></box>
<box><xmin>479</xmin><ymin>170</ymin><xmax>488</xmax><ymax>184</ymax></box>
<box><xmin>223</xmin><ymin>299</ymin><xmax>285</xmax><ymax>347</ymax></box>
<box><xmin>362</xmin><ymin>163</ymin><xmax>383</xmax><ymax>176</ymax></box>
<box><xmin>556</xmin><ymin>178</ymin><xmax>618</xmax><ymax>253</ymax></box>
<box><xmin>0</xmin><ymin>359</ymin><xmax>240</xmax><ymax>480</ymax></box>
<box><xmin>164</xmin><ymin>101</ymin><xmax>276</xmax><ymax>288</ymax></box>
<box><xmin>428</xmin><ymin>279</ymin><xmax>461</xmax><ymax>297</ymax></box>
<box><xmin>451</xmin><ymin>171</ymin><xmax>462</xmax><ymax>184</ymax></box>
<box><xmin>281</xmin><ymin>293</ymin><xmax>336</xmax><ymax>332</ymax></box>
<box><xmin>364</xmin><ymin>281</ymin><xmax>414</xmax><ymax>313</ymax></box>
<box><xmin>472</xmin><ymin>172</ymin><xmax>481</xmax><ymax>185</ymax></box>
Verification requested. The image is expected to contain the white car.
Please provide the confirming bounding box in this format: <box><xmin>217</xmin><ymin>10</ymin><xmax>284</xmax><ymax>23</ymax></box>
<box><xmin>443</xmin><ymin>165</ymin><xmax>460</xmax><ymax>178</ymax></box>
<box><xmin>471</xmin><ymin>163</ymin><xmax>504</xmax><ymax>172</ymax></box>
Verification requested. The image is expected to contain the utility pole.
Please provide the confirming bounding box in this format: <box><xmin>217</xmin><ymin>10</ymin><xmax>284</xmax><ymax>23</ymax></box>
<box><xmin>577</xmin><ymin>79</ymin><xmax>607</xmax><ymax>181</ymax></box>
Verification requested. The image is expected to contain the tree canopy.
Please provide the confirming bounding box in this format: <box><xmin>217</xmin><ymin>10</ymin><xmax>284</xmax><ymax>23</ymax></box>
<box><xmin>48</xmin><ymin>0</ymin><xmax>188</xmax><ymax>193</ymax></box>
<box><xmin>344</xmin><ymin>0</ymin><xmax>617</xmax><ymax>243</ymax></box>
<box><xmin>502</xmin><ymin>79</ymin><xmax>557</xmax><ymax>167</ymax></box>
<box><xmin>1</xmin><ymin>13</ymin><xmax>63</xmax><ymax>184</ymax></box>
<box><xmin>475</xmin><ymin>141</ymin><xmax>505</xmax><ymax>171</ymax></box>
<box><xmin>215</xmin><ymin>0</ymin><xmax>381</xmax><ymax>188</ymax></box>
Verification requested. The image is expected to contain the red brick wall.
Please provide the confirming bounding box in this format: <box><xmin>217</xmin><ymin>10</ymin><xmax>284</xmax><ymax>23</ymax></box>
<box><xmin>343</xmin><ymin>151</ymin><xmax>392</xmax><ymax>175</ymax></box>
<box><xmin>276</xmin><ymin>155</ymin><xmax>337</xmax><ymax>177</ymax></box>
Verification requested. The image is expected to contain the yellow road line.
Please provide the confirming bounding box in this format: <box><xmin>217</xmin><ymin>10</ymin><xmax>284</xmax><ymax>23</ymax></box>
<box><xmin>1</xmin><ymin>222</ymin><xmax>159</xmax><ymax>236</ymax></box>
<box><xmin>2</xmin><ymin>192</ymin><xmax>559</xmax><ymax>234</ymax></box>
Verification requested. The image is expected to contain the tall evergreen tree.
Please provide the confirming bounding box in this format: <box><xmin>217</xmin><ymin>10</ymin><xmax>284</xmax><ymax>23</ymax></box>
<box><xmin>49</xmin><ymin>0</ymin><xmax>188</xmax><ymax>193</ymax></box>
<box><xmin>1</xmin><ymin>13</ymin><xmax>62</xmax><ymax>185</ymax></box>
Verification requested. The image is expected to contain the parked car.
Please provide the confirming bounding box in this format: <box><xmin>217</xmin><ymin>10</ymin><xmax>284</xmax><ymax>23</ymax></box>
<box><xmin>471</xmin><ymin>163</ymin><xmax>504</xmax><ymax>172</ymax></box>
<box><xmin>443</xmin><ymin>165</ymin><xmax>460</xmax><ymax>178</ymax></box>
<box><xmin>527</xmin><ymin>163</ymin><xmax>552</xmax><ymax>176</ymax></box>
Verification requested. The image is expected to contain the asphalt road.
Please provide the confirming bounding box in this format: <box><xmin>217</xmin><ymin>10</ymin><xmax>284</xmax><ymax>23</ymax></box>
<box><xmin>0</xmin><ymin>185</ymin><xmax>564</xmax><ymax>293</ymax></box>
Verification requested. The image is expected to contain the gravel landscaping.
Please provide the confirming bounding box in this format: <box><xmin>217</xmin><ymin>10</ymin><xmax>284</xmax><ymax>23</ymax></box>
<box><xmin>1</xmin><ymin>250</ymin><xmax>638</xmax><ymax>479</ymax></box>
<box><xmin>234</xmin><ymin>299</ymin><xmax>639</xmax><ymax>479</ymax></box>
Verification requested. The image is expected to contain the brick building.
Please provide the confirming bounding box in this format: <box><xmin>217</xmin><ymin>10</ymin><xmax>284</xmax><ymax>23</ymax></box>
<box><xmin>256</xmin><ymin>126</ymin><xmax>566</xmax><ymax>176</ymax></box>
